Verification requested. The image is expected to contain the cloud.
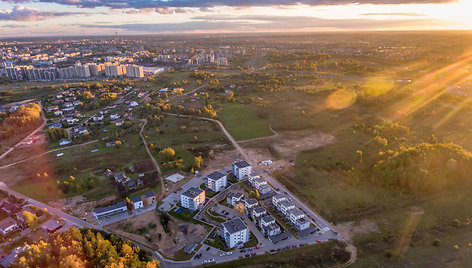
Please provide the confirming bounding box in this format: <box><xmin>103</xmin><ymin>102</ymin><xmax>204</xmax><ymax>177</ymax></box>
<box><xmin>2</xmin><ymin>0</ymin><xmax>457</xmax><ymax>9</ymax></box>
<box><xmin>0</xmin><ymin>5</ymin><xmax>86</xmax><ymax>21</ymax></box>
<box><xmin>361</xmin><ymin>12</ymin><xmax>427</xmax><ymax>16</ymax></box>
<box><xmin>81</xmin><ymin>15</ymin><xmax>446</xmax><ymax>33</ymax></box>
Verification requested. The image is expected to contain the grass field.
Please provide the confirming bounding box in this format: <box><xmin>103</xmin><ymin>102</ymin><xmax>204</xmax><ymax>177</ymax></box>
<box><xmin>207</xmin><ymin>240</ymin><xmax>349</xmax><ymax>268</ymax></box>
<box><xmin>217</xmin><ymin>102</ymin><xmax>272</xmax><ymax>141</ymax></box>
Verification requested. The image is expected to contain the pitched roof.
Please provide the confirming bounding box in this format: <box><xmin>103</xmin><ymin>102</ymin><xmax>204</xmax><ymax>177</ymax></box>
<box><xmin>222</xmin><ymin>218</ymin><xmax>247</xmax><ymax>234</ymax></box>
<box><xmin>41</xmin><ymin>219</ymin><xmax>62</xmax><ymax>231</ymax></box>
<box><xmin>245</xmin><ymin>198</ymin><xmax>258</xmax><ymax>205</ymax></box>
<box><xmin>131</xmin><ymin>196</ymin><xmax>142</xmax><ymax>203</ymax></box>
<box><xmin>0</xmin><ymin>217</ymin><xmax>17</xmax><ymax>230</ymax></box>
<box><xmin>145</xmin><ymin>191</ymin><xmax>155</xmax><ymax>198</ymax></box>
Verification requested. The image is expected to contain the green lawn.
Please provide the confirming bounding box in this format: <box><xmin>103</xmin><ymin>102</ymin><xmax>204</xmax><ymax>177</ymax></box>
<box><xmin>12</xmin><ymin>180</ymin><xmax>64</xmax><ymax>203</ymax></box>
<box><xmin>218</xmin><ymin>102</ymin><xmax>272</xmax><ymax>141</ymax></box>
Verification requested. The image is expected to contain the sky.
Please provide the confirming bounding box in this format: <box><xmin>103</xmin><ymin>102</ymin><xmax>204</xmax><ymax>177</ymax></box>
<box><xmin>0</xmin><ymin>0</ymin><xmax>471</xmax><ymax>37</ymax></box>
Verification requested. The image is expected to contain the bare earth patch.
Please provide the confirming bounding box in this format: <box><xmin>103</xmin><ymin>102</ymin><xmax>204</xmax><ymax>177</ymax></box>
<box><xmin>240</xmin><ymin>130</ymin><xmax>337</xmax><ymax>169</ymax></box>
<box><xmin>105</xmin><ymin>211</ymin><xmax>208</xmax><ymax>257</ymax></box>
<box><xmin>49</xmin><ymin>195</ymin><xmax>116</xmax><ymax>225</ymax></box>
<box><xmin>336</xmin><ymin>219</ymin><xmax>380</xmax><ymax>241</ymax></box>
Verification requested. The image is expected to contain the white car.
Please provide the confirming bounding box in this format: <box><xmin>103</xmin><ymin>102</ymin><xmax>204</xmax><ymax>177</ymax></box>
<box><xmin>219</xmin><ymin>252</ymin><xmax>225</xmax><ymax>257</ymax></box>
<box><xmin>209</xmin><ymin>259</ymin><xmax>215</xmax><ymax>263</ymax></box>
<box><xmin>227</xmin><ymin>251</ymin><xmax>233</xmax><ymax>255</ymax></box>
<box><xmin>202</xmin><ymin>260</ymin><xmax>208</xmax><ymax>264</ymax></box>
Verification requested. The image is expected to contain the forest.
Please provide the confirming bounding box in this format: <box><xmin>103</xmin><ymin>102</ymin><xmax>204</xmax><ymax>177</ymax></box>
<box><xmin>11</xmin><ymin>227</ymin><xmax>159</xmax><ymax>268</ymax></box>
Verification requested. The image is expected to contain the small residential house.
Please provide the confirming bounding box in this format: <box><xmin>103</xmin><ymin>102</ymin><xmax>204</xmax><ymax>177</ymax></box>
<box><xmin>115</xmin><ymin>119</ymin><xmax>124</xmax><ymax>126</ymax></box>
<box><xmin>59</xmin><ymin>139</ymin><xmax>72</xmax><ymax>146</ymax></box>
<box><xmin>145</xmin><ymin>192</ymin><xmax>156</xmax><ymax>206</ymax></box>
<box><xmin>114</xmin><ymin>172</ymin><xmax>130</xmax><ymax>183</ymax></box>
<box><xmin>93</xmin><ymin>115</ymin><xmax>104</xmax><ymax>122</ymax></box>
<box><xmin>0</xmin><ymin>217</ymin><xmax>18</xmax><ymax>235</ymax></box>
<box><xmin>41</xmin><ymin>219</ymin><xmax>63</xmax><ymax>233</ymax></box>
<box><xmin>226</xmin><ymin>192</ymin><xmax>244</xmax><ymax>206</ymax></box>
<box><xmin>244</xmin><ymin>198</ymin><xmax>258</xmax><ymax>215</ymax></box>
<box><xmin>131</xmin><ymin>196</ymin><xmax>144</xmax><ymax>210</ymax></box>
<box><xmin>251</xmin><ymin>206</ymin><xmax>267</xmax><ymax>225</ymax></box>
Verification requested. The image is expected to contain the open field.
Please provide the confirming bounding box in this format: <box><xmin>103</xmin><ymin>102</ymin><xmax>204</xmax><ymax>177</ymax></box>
<box><xmin>106</xmin><ymin>210</ymin><xmax>209</xmax><ymax>257</ymax></box>
<box><xmin>207</xmin><ymin>240</ymin><xmax>350</xmax><ymax>268</ymax></box>
<box><xmin>217</xmin><ymin>102</ymin><xmax>272</xmax><ymax>141</ymax></box>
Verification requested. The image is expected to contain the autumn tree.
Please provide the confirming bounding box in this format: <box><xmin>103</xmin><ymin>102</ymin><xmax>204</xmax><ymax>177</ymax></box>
<box><xmin>158</xmin><ymin>147</ymin><xmax>175</xmax><ymax>161</ymax></box>
<box><xmin>23</xmin><ymin>210</ymin><xmax>39</xmax><ymax>230</ymax></box>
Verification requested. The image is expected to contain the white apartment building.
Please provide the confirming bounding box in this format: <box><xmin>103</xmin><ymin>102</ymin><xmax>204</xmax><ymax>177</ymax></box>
<box><xmin>88</xmin><ymin>63</ymin><xmax>105</xmax><ymax>76</ymax></box>
<box><xmin>75</xmin><ymin>64</ymin><xmax>91</xmax><ymax>78</ymax></box>
<box><xmin>288</xmin><ymin>208</ymin><xmax>305</xmax><ymax>223</ymax></box>
<box><xmin>254</xmin><ymin>178</ymin><xmax>268</xmax><ymax>190</ymax></box>
<box><xmin>295</xmin><ymin>217</ymin><xmax>310</xmax><ymax>231</ymax></box>
<box><xmin>251</xmin><ymin>206</ymin><xmax>267</xmax><ymax>225</ymax></box>
<box><xmin>206</xmin><ymin>171</ymin><xmax>227</xmax><ymax>192</ymax></box>
<box><xmin>58</xmin><ymin>66</ymin><xmax>77</xmax><ymax>79</ymax></box>
<box><xmin>180</xmin><ymin>187</ymin><xmax>206</xmax><ymax>211</ymax></box>
<box><xmin>248</xmin><ymin>173</ymin><xmax>261</xmax><ymax>186</ymax></box>
<box><xmin>244</xmin><ymin>198</ymin><xmax>258</xmax><ymax>215</ymax></box>
<box><xmin>272</xmin><ymin>194</ymin><xmax>286</xmax><ymax>210</ymax></box>
<box><xmin>221</xmin><ymin>218</ymin><xmax>249</xmax><ymax>248</ymax></box>
<box><xmin>260</xmin><ymin>215</ymin><xmax>281</xmax><ymax>237</ymax></box>
<box><xmin>279</xmin><ymin>200</ymin><xmax>295</xmax><ymax>217</ymax></box>
<box><xmin>226</xmin><ymin>192</ymin><xmax>244</xmax><ymax>206</ymax></box>
<box><xmin>125</xmin><ymin>65</ymin><xmax>144</xmax><ymax>78</ymax></box>
<box><xmin>105</xmin><ymin>64</ymin><xmax>126</xmax><ymax>77</ymax></box>
<box><xmin>232</xmin><ymin>160</ymin><xmax>251</xmax><ymax>180</ymax></box>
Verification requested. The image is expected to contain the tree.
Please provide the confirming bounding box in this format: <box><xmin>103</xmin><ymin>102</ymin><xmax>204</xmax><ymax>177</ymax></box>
<box><xmin>193</xmin><ymin>156</ymin><xmax>203</xmax><ymax>170</ymax></box>
<box><xmin>23</xmin><ymin>211</ymin><xmax>39</xmax><ymax>230</ymax></box>
<box><xmin>158</xmin><ymin>147</ymin><xmax>175</xmax><ymax>161</ymax></box>
<box><xmin>11</xmin><ymin>227</ymin><xmax>159</xmax><ymax>267</ymax></box>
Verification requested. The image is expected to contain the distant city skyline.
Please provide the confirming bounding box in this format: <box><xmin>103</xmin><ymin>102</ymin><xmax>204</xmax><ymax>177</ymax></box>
<box><xmin>0</xmin><ymin>0</ymin><xmax>471</xmax><ymax>37</ymax></box>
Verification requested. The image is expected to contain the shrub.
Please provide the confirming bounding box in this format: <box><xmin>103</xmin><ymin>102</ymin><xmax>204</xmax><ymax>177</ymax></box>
<box><xmin>432</xmin><ymin>239</ymin><xmax>441</xmax><ymax>247</ymax></box>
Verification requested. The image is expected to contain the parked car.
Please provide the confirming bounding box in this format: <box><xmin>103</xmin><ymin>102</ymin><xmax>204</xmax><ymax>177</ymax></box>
<box><xmin>240</xmin><ymin>249</ymin><xmax>246</xmax><ymax>253</ymax></box>
<box><xmin>208</xmin><ymin>259</ymin><xmax>215</xmax><ymax>263</ymax></box>
<box><xmin>206</xmin><ymin>247</ymin><xmax>210</xmax><ymax>251</ymax></box>
<box><xmin>227</xmin><ymin>251</ymin><xmax>233</xmax><ymax>255</ymax></box>
<box><xmin>245</xmin><ymin>254</ymin><xmax>250</xmax><ymax>258</ymax></box>
<box><xmin>270</xmin><ymin>249</ymin><xmax>276</xmax><ymax>253</ymax></box>
<box><xmin>254</xmin><ymin>246</ymin><xmax>260</xmax><ymax>249</ymax></box>
<box><xmin>251</xmin><ymin>252</ymin><xmax>256</xmax><ymax>256</ymax></box>
<box><xmin>316</xmin><ymin>240</ymin><xmax>322</xmax><ymax>243</ymax></box>
<box><xmin>247</xmin><ymin>248</ymin><xmax>254</xmax><ymax>251</ymax></box>
<box><xmin>201</xmin><ymin>260</ymin><xmax>207</xmax><ymax>264</ymax></box>
<box><xmin>220</xmin><ymin>252</ymin><xmax>225</xmax><ymax>257</ymax></box>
